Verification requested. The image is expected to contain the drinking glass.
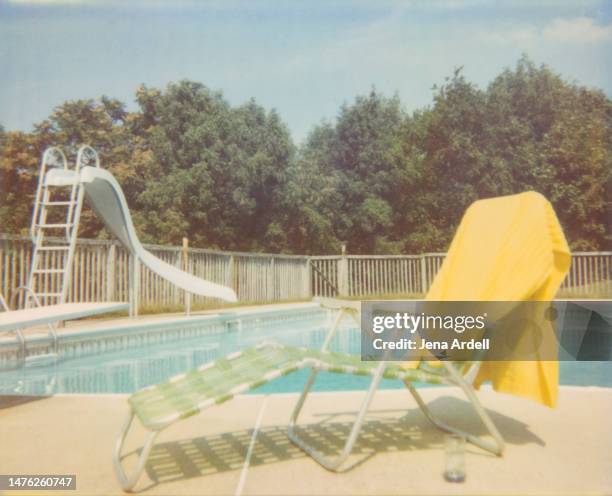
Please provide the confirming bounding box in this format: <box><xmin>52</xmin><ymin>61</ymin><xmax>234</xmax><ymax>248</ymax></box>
<box><xmin>444</xmin><ymin>434</ymin><xmax>466</xmax><ymax>482</ymax></box>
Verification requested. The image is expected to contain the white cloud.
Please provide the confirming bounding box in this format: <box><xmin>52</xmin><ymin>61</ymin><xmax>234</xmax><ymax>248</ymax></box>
<box><xmin>542</xmin><ymin>17</ymin><xmax>612</xmax><ymax>43</ymax></box>
<box><xmin>480</xmin><ymin>17</ymin><xmax>612</xmax><ymax>47</ymax></box>
<box><xmin>6</xmin><ymin>0</ymin><xmax>91</xmax><ymax>4</ymax></box>
<box><xmin>477</xmin><ymin>26</ymin><xmax>540</xmax><ymax>47</ymax></box>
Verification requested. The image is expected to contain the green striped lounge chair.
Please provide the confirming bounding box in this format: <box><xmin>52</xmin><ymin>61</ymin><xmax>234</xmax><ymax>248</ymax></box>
<box><xmin>113</xmin><ymin>299</ymin><xmax>504</xmax><ymax>491</ymax></box>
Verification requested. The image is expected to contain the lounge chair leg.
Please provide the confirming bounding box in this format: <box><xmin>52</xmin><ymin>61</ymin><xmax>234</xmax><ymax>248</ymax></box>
<box><xmin>113</xmin><ymin>411</ymin><xmax>160</xmax><ymax>492</ymax></box>
<box><xmin>404</xmin><ymin>365</ymin><xmax>505</xmax><ymax>456</ymax></box>
<box><xmin>288</xmin><ymin>362</ymin><xmax>385</xmax><ymax>471</ymax></box>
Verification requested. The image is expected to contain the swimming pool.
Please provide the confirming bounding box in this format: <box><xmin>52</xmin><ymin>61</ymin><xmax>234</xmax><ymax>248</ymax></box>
<box><xmin>0</xmin><ymin>307</ymin><xmax>610</xmax><ymax>395</ymax></box>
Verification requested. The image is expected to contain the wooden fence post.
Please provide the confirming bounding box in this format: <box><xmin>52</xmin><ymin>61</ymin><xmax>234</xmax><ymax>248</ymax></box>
<box><xmin>267</xmin><ymin>258</ymin><xmax>275</xmax><ymax>302</ymax></box>
<box><xmin>338</xmin><ymin>244</ymin><xmax>349</xmax><ymax>296</ymax></box>
<box><xmin>183</xmin><ymin>237</ymin><xmax>191</xmax><ymax>315</ymax></box>
<box><xmin>106</xmin><ymin>243</ymin><xmax>116</xmax><ymax>301</ymax></box>
<box><xmin>129</xmin><ymin>253</ymin><xmax>140</xmax><ymax>317</ymax></box>
<box><xmin>303</xmin><ymin>258</ymin><xmax>312</xmax><ymax>299</ymax></box>
<box><xmin>226</xmin><ymin>255</ymin><xmax>235</xmax><ymax>294</ymax></box>
<box><xmin>420</xmin><ymin>255</ymin><xmax>427</xmax><ymax>295</ymax></box>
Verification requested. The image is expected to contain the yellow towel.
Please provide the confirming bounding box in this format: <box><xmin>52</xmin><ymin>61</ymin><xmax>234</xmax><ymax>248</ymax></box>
<box><xmin>424</xmin><ymin>191</ymin><xmax>571</xmax><ymax>407</ymax></box>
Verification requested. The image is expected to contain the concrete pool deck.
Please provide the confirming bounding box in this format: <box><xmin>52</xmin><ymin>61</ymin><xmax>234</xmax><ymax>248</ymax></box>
<box><xmin>1</xmin><ymin>386</ymin><xmax>611</xmax><ymax>495</ymax></box>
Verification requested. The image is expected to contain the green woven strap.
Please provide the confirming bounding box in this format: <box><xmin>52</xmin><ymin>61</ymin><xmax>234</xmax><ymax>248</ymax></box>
<box><xmin>313</xmin><ymin>350</ymin><xmax>446</xmax><ymax>383</ymax></box>
<box><xmin>129</xmin><ymin>343</ymin><xmax>446</xmax><ymax>430</ymax></box>
<box><xmin>130</xmin><ymin>344</ymin><xmax>306</xmax><ymax>429</ymax></box>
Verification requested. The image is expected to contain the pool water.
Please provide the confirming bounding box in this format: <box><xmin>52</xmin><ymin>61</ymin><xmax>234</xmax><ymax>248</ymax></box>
<box><xmin>0</xmin><ymin>312</ymin><xmax>610</xmax><ymax>396</ymax></box>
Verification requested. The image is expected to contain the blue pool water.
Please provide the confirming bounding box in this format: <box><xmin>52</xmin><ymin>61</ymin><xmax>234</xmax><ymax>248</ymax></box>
<box><xmin>1</xmin><ymin>312</ymin><xmax>610</xmax><ymax>395</ymax></box>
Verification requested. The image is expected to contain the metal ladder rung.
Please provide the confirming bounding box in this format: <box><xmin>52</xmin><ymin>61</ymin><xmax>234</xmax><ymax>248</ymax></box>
<box><xmin>37</xmin><ymin>246</ymin><xmax>70</xmax><ymax>251</ymax></box>
<box><xmin>36</xmin><ymin>223</ymin><xmax>72</xmax><ymax>228</ymax></box>
<box><xmin>43</xmin><ymin>201</ymin><xmax>74</xmax><ymax>206</ymax></box>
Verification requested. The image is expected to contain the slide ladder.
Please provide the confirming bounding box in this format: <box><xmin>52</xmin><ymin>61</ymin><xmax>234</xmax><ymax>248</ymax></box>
<box><xmin>17</xmin><ymin>146</ymin><xmax>96</xmax><ymax>367</ymax></box>
<box><xmin>27</xmin><ymin>147</ymin><xmax>95</xmax><ymax>307</ymax></box>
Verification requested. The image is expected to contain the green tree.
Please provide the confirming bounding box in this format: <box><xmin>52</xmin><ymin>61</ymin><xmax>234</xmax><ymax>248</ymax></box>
<box><xmin>135</xmin><ymin>81</ymin><xmax>294</xmax><ymax>250</ymax></box>
<box><xmin>485</xmin><ymin>57</ymin><xmax>612</xmax><ymax>249</ymax></box>
<box><xmin>412</xmin><ymin>69</ymin><xmax>496</xmax><ymax>250</ymax></box>
<box><xmin>278</xmin><ymin>124</ymin><xmax>343</xmax><ymax>254</ymax></box>
<box><xmin>0</xmin><ymin>130</ymin><xmax>41</xmax><ymax>234</ymax></box>
<box><xmin>297</xmin><ymin>90</ymin><xmax>409</xmax><ymax>253</ymax></box>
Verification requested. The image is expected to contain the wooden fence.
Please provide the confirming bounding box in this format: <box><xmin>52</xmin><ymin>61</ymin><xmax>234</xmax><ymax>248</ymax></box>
<box><xmin>309</xmin><ymin>253</ymin><xmax>612</xmax><ymax>299</ymax></box>
<box><xmin>0</xmin><ymin>234</ymin><xmax>610</xmax><ymax>314</ymax></box>
<box><xmin>309</xmin><ymin>255</ymin><xmax>444</xmax><ymax>297</ymax></box>
<box><xmin>0</xmin><ymin>235</ymin><xmax>310</xmax><ymax>313</ymax></box>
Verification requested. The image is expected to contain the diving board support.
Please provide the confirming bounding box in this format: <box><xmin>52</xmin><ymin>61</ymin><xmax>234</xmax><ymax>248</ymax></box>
<box><xmin>11</xmin><ymin>286</ymin><xmax>59</xmax><ymax>357</ymax></box>
<box><xmin>0</xmin><ymin>293</ymin><xmax>26</xmax><ymax>366</ymax></box>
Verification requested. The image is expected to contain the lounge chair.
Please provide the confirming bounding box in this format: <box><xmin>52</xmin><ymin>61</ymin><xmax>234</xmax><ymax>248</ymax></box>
<box><xmin>113</xmin><ymin>191</ymin><xmax>571</xmax><ymax>491</ymax></box>
<box><xmin>114</xmin><ymin>309</ymin><xmax>500</xmax><ymax>490</ymax></box>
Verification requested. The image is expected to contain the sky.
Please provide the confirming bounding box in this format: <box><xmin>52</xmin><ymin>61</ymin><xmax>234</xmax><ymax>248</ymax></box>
<box><xmin>1</xmin><ymin>0</ymin><xmax>611</xmax><ymax>144</ymax></box>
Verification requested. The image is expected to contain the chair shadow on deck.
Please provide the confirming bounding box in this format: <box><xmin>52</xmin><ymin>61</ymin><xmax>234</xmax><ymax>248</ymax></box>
<box><xmin>0</xmin><ymin>394</ymin><xmax>50</xmax><ymax>410</ymax></box>
<box><xmin>128</xmin><ymin>396</ymin><xmax>544</xmax><ymax>492</ymax></box>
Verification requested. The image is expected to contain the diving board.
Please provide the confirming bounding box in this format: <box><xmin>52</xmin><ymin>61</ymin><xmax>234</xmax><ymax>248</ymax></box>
<box><xmin>0</xmin><ymin>302</ymin><xmax>128</xmax><ymax>332</ymax></box>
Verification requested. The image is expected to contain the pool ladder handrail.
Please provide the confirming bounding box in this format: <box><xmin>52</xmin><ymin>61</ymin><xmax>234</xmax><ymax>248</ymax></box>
<box><xmin>0</xmin><ymin>287</ymin><xmax>60</xmax><ymax>368</ymax></box>
<box><xmin>0</xmin><ymin>292</ymin><xmax>26</xmax><ymax>367</ymax></box>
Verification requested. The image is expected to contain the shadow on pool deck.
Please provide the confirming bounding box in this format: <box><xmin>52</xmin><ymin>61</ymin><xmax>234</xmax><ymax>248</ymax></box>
<box><xmin>134</xmin><ymin>396</ymin><xmax>543</xmax><ymax>492</ymax></box>
<box><xmin>0</xmin><ymin>394</ymin><xmax>49</xmax><ymax>409</ymax></box>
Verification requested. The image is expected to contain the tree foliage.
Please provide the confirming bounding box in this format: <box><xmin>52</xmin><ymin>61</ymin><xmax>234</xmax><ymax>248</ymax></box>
<box><xmin>133</xmin><ymin>81</ymin><xmax>294</xmax><ymax>249</ymax></box>
<box><xmin>296</xmin><ymin>58</ymin><xmax>611</xmax><ymax>253</ymax></box>
<box><xmin>1</xmin><ymin>57</ymin><xmax>609</xmax><ymax>253</ymax></box>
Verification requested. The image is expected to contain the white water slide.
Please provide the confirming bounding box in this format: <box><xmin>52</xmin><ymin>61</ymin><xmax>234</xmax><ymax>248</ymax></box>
<box><xmin>43</xmin><ymin>156</ymin><xmax>238</xmax><ymax>303</ymax></box>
